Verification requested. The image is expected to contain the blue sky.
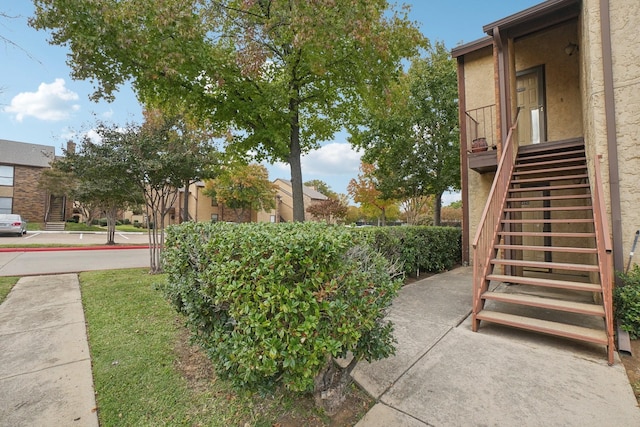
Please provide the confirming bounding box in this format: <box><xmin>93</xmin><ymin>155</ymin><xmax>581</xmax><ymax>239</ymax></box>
<box><xmin>0</xmin><ymin>1</ymin><xmax>541</xmax><ymax>204</ymax></box>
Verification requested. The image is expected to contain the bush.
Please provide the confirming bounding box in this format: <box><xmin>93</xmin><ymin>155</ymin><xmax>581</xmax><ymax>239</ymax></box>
<box><xmin>352</xmin><ymin>226</ymin><xmax>461</xmax><ymax>277</ymax></box>
<box><xmin>122</xmin><ymin>218</ymin><xmax>131</xmax><ymax>225</ymax></box>
<box><xmin>160</xmin><ymin>222</ymin><xmax>401</xmax><ymax>396</ymax></box>
<box><xmin>615</xmin><ymin>265</ymin><xmax>640</xmax><ymax>338</ymax></box>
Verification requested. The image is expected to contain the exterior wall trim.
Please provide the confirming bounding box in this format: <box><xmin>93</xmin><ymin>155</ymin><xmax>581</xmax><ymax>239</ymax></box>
<box><xmin>457</xmin><ymin>55</ymin><xmax>470</xmax><ymax>264</ymax></box>
<box><xmin>599</xmin><ymin>0</ymin><xmax>624</xmax><ymax>274</ymax></box>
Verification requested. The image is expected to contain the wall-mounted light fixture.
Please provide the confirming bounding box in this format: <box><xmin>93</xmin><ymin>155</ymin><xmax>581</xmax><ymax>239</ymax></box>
<box><xmin>564</xmin><ymin>42</ymin><xmax>579</xmax><ymax>56</ymax></box>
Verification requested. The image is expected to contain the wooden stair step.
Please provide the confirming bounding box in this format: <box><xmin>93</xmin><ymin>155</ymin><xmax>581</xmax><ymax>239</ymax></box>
<box><xmin>490</xmin><ymin>258</ymin><xmax>599</xmax><ymax>272</ymax></box>
<box><xmin>506</xmin><ymin>194</ymin><xmax>591</xmax><ymax>203</ymax></box>
<box><xmin>513</xmin><ymin>165</ymin><xmax>587</xmax><ymax>176</ymax></box>
<box><xmin>509</xmin><ymin>183</ymin><xmax>590</xmax><ymax>192</ymax></box>
<box><xmin>494</xmin><ymin>244</ymin><xmax>597</xmax><ymax>254</ymax></box>
<box><xmin>486</xmin><ymin>274</ymin><xmax>602</xmax><ymax>292</ymax></box>
<box><xmin>504</xmin><ymin>205</ymin><xmax>593</xmax><ymax>212</ymax></box>
<box><xmin>514</xmin><ymin>156</ymin><xmax>587</xmax><ymax>170</ymax></box>
<box><xmin>515</xmin><ymin>150</ymin><xmax>585</xmax><ymax>167</ymax></box>
<box><xmin>498</xmin><ymin>231</ymin><xmax>595</xmax><ymax>238</ymax></box>
<box><xmin>501</xmin><ymin>218</ymin><xmax>593</xmax><ymax>224</ymax></box>
<box><xmin>475</xmin><ymin>310</ymin><xmax>608</xmax><ymax>345</ymax></box>
<box><xmin>482</xmin><ymin>291</ymin><xmax>605</xmax><ymax>316</ymax></box>
<box><xmin>511</xmin><ymin>173</ymin><xmax>588</xmax><ymax>184</ymax></box>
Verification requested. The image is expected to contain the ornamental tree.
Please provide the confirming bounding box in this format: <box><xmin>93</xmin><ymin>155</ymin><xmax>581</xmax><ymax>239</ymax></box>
<box><xmin>46</xmin><ymin>128</ymin><xmax>144</xmax><ymax>244</ymax></box>
<box><xmin>203</xmin><ymin>163</ymin><xmax>277</xmax><ymax>222</ymax></box>
<box><xmin>347</xmin><ymin>162</ymin><xmax>398</xmax><ymax>226</ymax></box>
<box><xmin>31</xmin><ymin>0</ymin><xmax>425</xmax><ymax>222</ymax></box>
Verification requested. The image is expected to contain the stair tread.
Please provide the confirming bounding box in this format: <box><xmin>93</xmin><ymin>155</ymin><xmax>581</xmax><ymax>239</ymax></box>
<box><xmin>498</xmin><ymin>231</ymin><xmax>595</xmax><ymax>238</ymax></box>
<box><xmin>491</xmin><ymin>258</ymin><xmax>599</xmax><ymax>271</ymax></box>
<box><xmin>513</xmin><ymin>165</ymin><xmax>587</xmax><ymax>176</ymax></box>
<box><xmin>517</xmin><ymin>148</ymin><xmax>586</xmax><ymax>161</ymax></box>
<box><xmin>514</xmin><ymin>156</ymin><xmax>587</xmax><ymax>170</ymax></box>
<box><xmin>475</xmin><ymin>310</ymin><xmax>608</xmax><ymax>345</ymax></box>
<box><xmin>494</xmin><ymin>244</ymin><xmax>597</xmax><ymax>253</ymax></box>
<box><xmin>509</xmin><ymin>183</ymin><xmax>590</xmax><ymax>192</ymax></box>
<box><xmin>512</xmin><ymin>173</ymin><xmax>588</xmax><ymax>184</ymax></box>
<box><xmin>504</xmin><ymin>205</ymin><xmax>593</xmax><ymax>212</ymax></box>
<box><xmin>501</xmin><ymin>218</ymin><xmax>593</xmax><ymax>224</ymax></box>
<box><xmin>487</xmin><ymin>274</ymin><xmax>602</xmax><ymax>292</ymax></box>
<box><xmin>506</xmin><ymin>194</ymin><xmax>591</xmax><ymax>202</ymax></box>
<box><xmin>482</xmin><ymin>291</ymin><xmax>605</xmax><ymax>316</ymax></box>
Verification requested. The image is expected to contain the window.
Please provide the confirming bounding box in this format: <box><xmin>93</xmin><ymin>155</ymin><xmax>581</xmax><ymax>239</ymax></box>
<box><xmin>0</xmin><ymin>197</ymin><xmax>12</xmax><ymax>214</ymax></box>
<box><xmin>211</xmin><ymin>198</ymin><xmax>218</xmax><ymax>207</ymax></box>
<box><xmin>211</xmin><ymin>214</ymin><xmax>218</xmax><ymax>222</ymax></box>
<box><xmin>0</xmin><ymin>165</ymin><xmax>14</xmax><ymax>186</ymax></box>
<box><xmin>270</xmin><ymin>215</ymin><xmax>276</xmax><ymax>223</ymax></box>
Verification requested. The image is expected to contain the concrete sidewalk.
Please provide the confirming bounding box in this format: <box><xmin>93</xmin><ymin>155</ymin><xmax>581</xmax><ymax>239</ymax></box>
<box><xmin>355</xmin><ymin>267</ymin><xmax>640</xmax><ymax>426</ymax></box>
<box><xmin>0</xmin><ymin>274</ymin><xmax>98</xmax><ymax>427</ymax></box>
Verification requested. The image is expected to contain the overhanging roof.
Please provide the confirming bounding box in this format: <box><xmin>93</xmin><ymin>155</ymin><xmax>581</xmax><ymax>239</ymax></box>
<box><xmin>0</xmin><ymin>139</ymin><xmax>55</xmax><ymax>168</ymax></box>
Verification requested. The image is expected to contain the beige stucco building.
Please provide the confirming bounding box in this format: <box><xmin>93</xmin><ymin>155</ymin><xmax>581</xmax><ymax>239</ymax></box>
<box><xmin>452</xmin><ymin>0</ymin><xmax>639</xmax><ymax>363</ymax></box>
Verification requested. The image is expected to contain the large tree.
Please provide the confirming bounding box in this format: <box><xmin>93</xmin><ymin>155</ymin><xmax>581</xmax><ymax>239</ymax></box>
<box><xmin>31</xmin><ymin>0</ymin><xmax>424</xmax><ymax>222</ymax></box>
<box><xmin>351</xmin><ymin>42</ymin><xmax>460</xmax><ymax>225</ymax></box>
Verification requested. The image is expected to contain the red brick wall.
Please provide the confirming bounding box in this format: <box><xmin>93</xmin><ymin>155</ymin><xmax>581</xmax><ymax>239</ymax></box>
<box><xmin>12</xmin><ymin>166</ymin><xmax>48</xmax><ymax>223</ymax></box>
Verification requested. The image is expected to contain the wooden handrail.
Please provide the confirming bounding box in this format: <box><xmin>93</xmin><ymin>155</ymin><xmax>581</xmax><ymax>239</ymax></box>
<box><xmin>471</xmin><ymin>110</ymin><xmax>521</xmax><ymax>329</ymax></box>
<box><xmin>592</xmin><ymin>154</ymin><xmax>615</xmax><ymax>364</ymax></box>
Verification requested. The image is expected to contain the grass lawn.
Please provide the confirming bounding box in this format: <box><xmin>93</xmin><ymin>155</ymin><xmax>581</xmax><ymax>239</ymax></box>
<box><xmin>0</xmin><ymin>276</ymin><xmax>19</xmax><ymax>304</ymax></box>
<box><xmin>80</xmin><ymin>269</ymin><xmax>371</xmax><ymax>426</ymax></box>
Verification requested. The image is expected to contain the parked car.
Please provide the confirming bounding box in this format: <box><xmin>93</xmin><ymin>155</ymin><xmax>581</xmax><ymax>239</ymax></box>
<box><xmin>0</xmin><ymin>214</ymin><xmax>27</xmax><ymax>236</ymax></box>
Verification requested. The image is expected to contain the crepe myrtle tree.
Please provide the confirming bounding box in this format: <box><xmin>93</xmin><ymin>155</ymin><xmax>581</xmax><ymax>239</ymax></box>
<box><xmin>31</xmin><ymin>0</ymin><xmax>425</xmax><ymax>222</ymax></box>
<box><xmin>45</xmin><ymin>126</ymin><xmax>144</xmax><ymax>244</ymax></box>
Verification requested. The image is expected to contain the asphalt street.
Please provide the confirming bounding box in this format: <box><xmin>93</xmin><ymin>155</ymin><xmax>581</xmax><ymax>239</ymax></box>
<box><xmin>0</xmin><ymin>232</ymin><xmax>151</xmax><ymax>276</ymax></box>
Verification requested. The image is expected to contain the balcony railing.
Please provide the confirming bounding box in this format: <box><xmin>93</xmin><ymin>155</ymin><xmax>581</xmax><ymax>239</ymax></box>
<box><xmin>465</xmin><ymin>104</ymin><xmax>498</xmax><ymax>173</ymax></box>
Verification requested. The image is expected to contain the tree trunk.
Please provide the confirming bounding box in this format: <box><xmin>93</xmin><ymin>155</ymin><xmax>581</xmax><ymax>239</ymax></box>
<box><xmin>289</xmin><ymin>96</ymin><xmax>305</xmax><ymax>222</ymax></box>
<box><xmin>433</xmin><ymin>192</ymin><xmax>442</xmax><ymax>226</ymax></box>
<box><xmin>105</xmin><ymin>206</ymin><xmax>117</xmax><ymax>245</ymax></box>
<box><xmin>181</xmin><ymin>179</ymin><xmax>190</xmax><ymax>223</ymax></box>
<box><xmin>380</xmin><ymin>207</ymin><xmax>386</xmax><ymax>226</ymax></box>
<box><xmin>313</xmin><ymin>356</ymin><xmax>357</xmax><ymax>416</ymax></box>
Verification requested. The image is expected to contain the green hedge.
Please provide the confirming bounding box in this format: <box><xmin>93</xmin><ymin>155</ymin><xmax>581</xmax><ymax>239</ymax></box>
<box><xmin>352</xmin><ymin>226</ymin><xmax>462</xmax><ymax>276</ymax></box>
<box><xmin>615</xmin><ymin>265</ymin><xmax>640</xmax><ymax>338</ymax></box>
<box><xmin>160</xmin><ymin>222</ymin><xmax>402</xmax><ymax>393</ymax></box>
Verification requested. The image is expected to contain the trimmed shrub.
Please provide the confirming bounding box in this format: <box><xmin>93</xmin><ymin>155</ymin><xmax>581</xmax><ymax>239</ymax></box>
<box><xmin>352</xmin><ymin>226</ymin><xmax>461</xmax><ymax>276</ymax></box>
<box><xmin>615</xmin><ymin>265</ymin><xmax>640</xmax><ymax>338</ymax></box>
<box><xmin>160</xmin><ymin>222</ymin><xmax>402</xmax><ymax>396</ymax></box>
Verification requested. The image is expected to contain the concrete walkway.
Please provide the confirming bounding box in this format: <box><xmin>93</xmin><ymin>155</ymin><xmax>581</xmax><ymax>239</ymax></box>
<box><xmin>354</xmin><ymin>267</ymin><xmax>640</xmax><ymax>426</ymax></box>
<box><xmin>0</xmin><ymin>274</ymin><xmax>98</xmax><ymax>427</ymax></box>
<box><xmin>1</xmin><ymin>268</ymin><xmax>639</xmax><ymax>426</ymax></box>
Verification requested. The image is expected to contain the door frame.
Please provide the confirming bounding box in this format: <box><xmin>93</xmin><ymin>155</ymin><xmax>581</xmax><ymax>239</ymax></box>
<box><xmin>516</xmin><ymin>65</ymin><xmax>547</xmax><ymax>145</ymax></box>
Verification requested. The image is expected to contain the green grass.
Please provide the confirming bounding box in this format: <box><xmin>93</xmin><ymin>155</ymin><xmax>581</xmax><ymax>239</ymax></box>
<box><xmin>0</xmin><ymin>276</ymin><xmax>19</xmax><ymax>304</ymax></box>
<box><xmin>80</xmin><ymin>269</ymin><xmax>365</xmax><ymax>426</ymax></box>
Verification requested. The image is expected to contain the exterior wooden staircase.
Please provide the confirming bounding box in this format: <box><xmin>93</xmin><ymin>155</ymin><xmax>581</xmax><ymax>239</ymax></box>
<box><xmin>472</xmin><ymin>137</ymin><xmax>615</xmax><ymax>364</ymax></box>
<box><xmin>45</xmin><ymin>196</ymin><xmax>66</xmax><ymax>231</ymax></box>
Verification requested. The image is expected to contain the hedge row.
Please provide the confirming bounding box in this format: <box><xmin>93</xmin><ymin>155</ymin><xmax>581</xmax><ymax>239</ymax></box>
<box><xmin>352</xmin><ymin>226</ymin><xmax>462</xmax><ymax>276</ymax></box>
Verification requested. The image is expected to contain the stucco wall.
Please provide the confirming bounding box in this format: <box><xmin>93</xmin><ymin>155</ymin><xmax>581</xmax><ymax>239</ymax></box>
<box><xmin>582</xmin><ymin>0</ymin><xmax>640</xmax><ymax>268</ymax></box>
<box><xmin>463</xmin><ymin>46</ymin><xmax>497</xmax><ymax>255</ymax></box>
<box><xmin>514</xmin><ymin>20</ymin><xmax>583</xmax><ymax>142</ymax></box>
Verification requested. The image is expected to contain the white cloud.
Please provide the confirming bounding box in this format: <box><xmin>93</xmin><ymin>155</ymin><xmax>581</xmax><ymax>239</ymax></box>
<box><xmin>101</xmin><ymin>109</ymin><xmax>114</xmax><ymax>119</ymax></box>
<box><xmin>4</xmin><ymin>78</ymin><xmax>80</xmax><ymax>122</ymax></box>
<box><xmin>301</xmin><ymin>142</ymin><xmax>362</xmax><ymax>176</ymax></box>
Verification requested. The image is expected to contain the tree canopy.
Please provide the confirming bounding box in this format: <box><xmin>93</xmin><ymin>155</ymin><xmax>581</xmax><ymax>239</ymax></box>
<box><xmin>31</xmin><ymin>0</ymin><xmax>425</xmax><ymax>222</ymax></box>
<box><xmin>350</xmin><ymin>42</ymin><xmax>460</xmax><ymax>225</ymax></box>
